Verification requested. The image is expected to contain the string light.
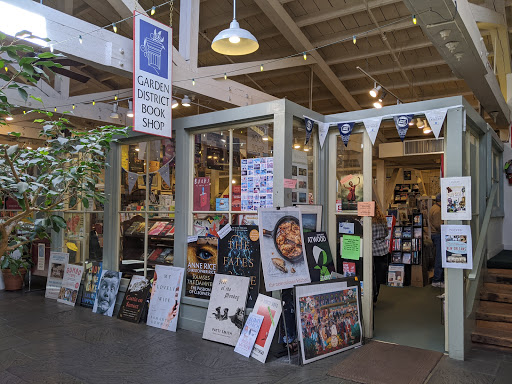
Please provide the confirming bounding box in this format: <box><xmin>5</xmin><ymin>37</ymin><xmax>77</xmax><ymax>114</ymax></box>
<box><xmin>92</xmin><ymin>100</ymin><xmax>95</xmax><ymax>106</ymax></box>
<box><xmin>224</xmin><ymin>73</ymin><xmax>227</xmax><ymax>80</ymax></box>
<box><xmin>151</xmin><ymin>6</ymin><xmax>156</xmax><ymax>15</ymax></box>
<box><xmin>72</xmin><ymin>104</ymin><xmax>75</xmax><ymax>109</ymax></box>
<box><xmin>49</xmin><ymin>44</ymin><xmax>54</xmax><ymax>53</ymax></box>
<box><xmin>192</xmin><ymin>78</ymin><xmax>195</xmax><ymax>86</ymax></box>
<box><xmin>113</xmin><ymin>23</ymin><xmax>118</xmax><ymax>33</ymax></box>
<box><xmin>303</xmin><ymin>52</ymin><xmax>307</xmax><ymax>60</ymax></box>
<box><xmin>114</xmin><ymin>95</ymin><xmax>118</xmax><ymax>101</ymax></box>
<box><xmin>4</xmin><ymin>67</ymin><xmax>7</xmax><ymax>72</ymax></box>
<box><xmin>260</xmin><ymin>64</ymin><xmax>263</xmax><ymax>71</ymax></box>
<box><xmin>54</xmin><ymin>107</ymin><xmax>57</xmax><ymax>112</ymax></box>
<box><xmin>353</xmin><ymin>35</ymin><xmax>356</xmax><ymax>44</ymax></box>
<box><xmin>413</xmin><ymin>15</ymin><xmax>417</xmax><ymax>25</ymax></box>
<box><xmin>79</xmin><ymin>35</ymin><xmax>83</xmax><ymax>44</ymax></box>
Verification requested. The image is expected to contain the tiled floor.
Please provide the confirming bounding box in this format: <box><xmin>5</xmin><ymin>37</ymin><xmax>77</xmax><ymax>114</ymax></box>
<box><xmin>0</xmin><ymin>289</ymin><xmax>511</xmax><ymax>383</ymax></box>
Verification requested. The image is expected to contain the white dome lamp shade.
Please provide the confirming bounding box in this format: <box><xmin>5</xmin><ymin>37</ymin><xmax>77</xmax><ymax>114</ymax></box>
<box><xmin>211</xmin><ymin>0</ymin><xmax>259</xmax><ymax>56</ymax></box>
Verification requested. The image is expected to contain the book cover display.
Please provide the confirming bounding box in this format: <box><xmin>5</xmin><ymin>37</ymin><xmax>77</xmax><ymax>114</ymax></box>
<box><xmin>250</xmin><ymin>294</ymin><xmax>283</xmax><ymax>363</ymax></box>
<box><xmin>295</xmin><ymin>281</ymin><xmax>362</xmax><ymax>364</ymax></box>
<box><xmin>118</xmin><ymin>275</ymin><xmax>151</xmax><ymax>323</ymax></box>
<box><xmin>258</xmin><ymin>208</ymin><xmax>311</xmax><ymax>291</ymax></box>
<box><xmin>304</xmin><ymin>232</ymin><xmax>335</xmax><ymax>282</ymax></box>
<box><xmin>185</xmin><ymin>237</ymin><xmax>218</xmax><ymax>299</ymax></box>
<box><xmin>57</xmin><ymin>264</ymin><xmax>84</xmax><ymax>306</ymax></box>
<box><xmin>193</xmin><ymin>177</ymin><xmax>210</xmax><ymax>211</ymax></box>
<box><xmin>147</xmin><ymin>265</ymin><xmax>184</xmax><ymax>332</ymax></box>
<box><xmin>202</xmin><ymin>274</ymin><xmax>250</xmax><ymax>346</ymax></box>
<box><xmin>217</xmin><ymin>225</ymin><xmax>261</xmax><ymax>308</ymax></box>
<box><xmin>234</xmin><ymin>313</ymin><xmax>264</xmax><ymax>358</ymax></box>
<box><xmin>45</xmin><ymin>252</ymin><xmax>69</xmax><ymax>299</ymax></box>
<box><xmin>92</xmin><ymin>270</ymin><xmax>122</xmax><ymax>316</ymax></box>
<box><xmin>388</xmin><ymin>265</ymin><xmax>404</xmax><ymax>287</ymax></box>
<box><xmin>338</xmin><ymin>174</ymin><xmax>363</xmax><ymax>211</ymax></box>
<box><xmin>441</xmin><ymin>224</ymin><xmax>473</xmax><ymax>270</ymax></box>
<box><xmin>80</xmin><ymin>261</ymin><xmax>102</xmax><ymax>308</ymax></box>
<box><xmin>240</xmin><ymin>157</ymin><xmax>273</xmax><ymax>211</ymax></box>
<box><xmin>440</xmin><ymin>176</ymin><xmax>472</xmax><ymax>221</ymax></box>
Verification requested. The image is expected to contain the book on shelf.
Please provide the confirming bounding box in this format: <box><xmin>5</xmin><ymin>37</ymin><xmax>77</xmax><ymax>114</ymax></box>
<box><xmin>402</xmin><ymin>253</ymin><xmax>412</xmax><ymax>264</ymax></box>
<box><xmin>412</xmin><ymin>252</ymin><xmax>420</xmax><ymax>264</ymax></box>
<box><xmin>402</xmin><ymin>240</ymin><xmax>412</xmax><ymax>252</ymax></box>
<box><xmin>393</xmin><ymin>226</ymin><xmax>402</xmax><ymax>238</ymax></box>
<box><xmin>413</xmin><ymin>227</ymin><xmax>422</xmax><ymax>239</ymax></box>
<box><xmin>413</xmin><ymin>213</ymin><xmax>423</xmax><ymax>227</ymax></box>
<box><xmin>391</xmin><ymin>252</ymin><xmax>402</xmax><ymax>264</ymax></box>
<box><xmin>402</xmin><ymin>227</ymin><xmax>412</xmax><ymax>239</ymax></box>
<box><xmin>159</xmin><ymin>222</ymin><xmax>175</xmax><ymax>236</ymax></box>
<box><xmin>125</xmin><ymin>222</ymin><xmax>141</xmax><ymax>235</ymax></box>
<box><xmin>148</xmin><ymin>222</ymin><xmax>167</xmax><ymax>236</ymax></box>
<box><xmin>148</xmin><ymin>248</ymin><xmax>163</xmax><ymax>262</ymax></box>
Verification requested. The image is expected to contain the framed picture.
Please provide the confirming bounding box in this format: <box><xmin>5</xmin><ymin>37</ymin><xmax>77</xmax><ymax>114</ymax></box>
<box><xmin>296</xmin><ymin>205</ymin><xmax>323</xmax><ymax>232</ymax></box>
<box><xmin>295</xmin><ymin>279</ymin><xmax>362</xmax><ymax>364</ymax></box>
<box><xmin>440</xmin><ymin>176</ymin><xmax>472</xmax><ymax>221</ymax></box>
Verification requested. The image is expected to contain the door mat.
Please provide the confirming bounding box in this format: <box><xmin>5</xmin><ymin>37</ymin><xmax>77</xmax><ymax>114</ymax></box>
<box><xmin>327</xmin><ymin>341</ymin><xmax>443</xmax><ymax>384</ymax></box>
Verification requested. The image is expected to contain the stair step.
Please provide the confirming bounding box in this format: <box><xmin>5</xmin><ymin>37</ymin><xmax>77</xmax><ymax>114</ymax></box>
<box><xmin>484</xmin><ymin>270</ymin><xmax>512</xmax><ymax>285</ymax></box>
<box><xmin>480</xmin><ymin>290</ymin><xmax>512</xmax><ymax>304</ymax></box>
<box><xmin>483</xmin><ymin>282</ymin><xmax>512</xmax><ymax>293</ymax></box>
<box><xmin>488</xmin><ymin>269</ymin><xmax>512</xmax><ymax>277</ymax></box>
<box><xmin>476</xmin><ymin>301</ymin><xmax>512</xmax><ymax>323</ymax></box>
<box><xmin>471</xmin><ymin>327</ymin><xmax>512</xmax><ymax>349</ymax></box>
<box><xmin>476</xmin><ymin>320</ymin><xmax>512</xmax><ymax>332</ymax></box>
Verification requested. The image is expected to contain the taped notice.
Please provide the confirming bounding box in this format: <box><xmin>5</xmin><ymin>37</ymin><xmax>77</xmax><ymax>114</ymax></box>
<box><xmin>217</xmin><ymin>224</ymin><xmax>232</xmax><ymax>239</ymax></box>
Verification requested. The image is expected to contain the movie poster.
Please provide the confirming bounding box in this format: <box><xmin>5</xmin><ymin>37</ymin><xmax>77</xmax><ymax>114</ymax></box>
<box><xmin>258</xmin><ymin>208</ymin><xmax>311</xmax><ymax>291</ymax></box>
<box><xmin>440</xmin><ymin>176</ymin><xmax>472</xmax><ymax>221</ymax></box>
<box><xmin>234</xmin><ymin>313</ymin><xmax>264</xmax><ymax>357</ymax></box>
<box><xmin>193</xmin><ymin>177</ymin><xmax>210</xmax><ymax>211</ymax></box>
<box><xmin>185</xmin><ymin>237</ymin><xmax>218</xmax><ymax>299</ymax></box>
<box><xmin>202</xmin><ymin>274</ymin><xmax>250</xmax><ymax>346</ymax></box>
<box><xmin>338</xmin><ymin>174</ymin><xmax>363</xmax><ymax>211</ymax></box>
<box><xmin>217</xmin><ymin>225</ymin><xmax>261</xmax><ymax>308</ymax></box>
<box><xmin>147</xmin><ymin>265</ymin><xmax>184</xmax><ymax>332</ymax></box>
<box><xmin>45</xmin><ymin>252</ymin><xmax>69</xmax><ymax>299</ymax></box>
<box><xmin>92</xmin><ymin>270</ymin><xmax>122</xmax><ymax>317</ymax></box>
<box><xmin>295</xmin><ymin>281</ymin><xmax>362</xmax><ymax>364</ymax></box>
<box><xmin>304</xmin><ymin>232</ymin><xmax>335</xmax><ymax>282</ymax></box>
<box><xmin>57</xmin><ymin>264</ymin><xmax>84</xmax><ymax>306</ymax></box>
<box><xmin>80</xmin><ymin>261</ymin><xmax>102</xmax><ymax>308</ymax></box>
<box><xmin>250</xmin><ymin>294</ymin><xmax>283</xmax><ymax>363</ymax></box>
<box><xmin>441</xmin><ymin>225</ymin><xmax>473</xmax><ymax>270</ymax></box>
<box><xmin>118</xmin><ymin>275</ymin><xmax>151</xmax><ymax>323</ymax></box>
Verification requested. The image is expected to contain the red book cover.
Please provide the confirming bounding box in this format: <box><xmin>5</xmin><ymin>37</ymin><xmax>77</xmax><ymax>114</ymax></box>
<box><xmin>149</xmin><ymin>248</ymin><xmax>163</xmax><ymax>261</ymax></box>
<box><xmin>149</xmin><ymin>222</ymin><xmax>166</xmax><ymax>236</ymax></box>
<box><xmin>193</xmin><ymin>177</ymin><xmax>210</xmax><ymax>211</ymax></box>
<box><xmin>159</xmin><ymin>223</ymin><xmax>174</xmax><ymax>236</ymax></box>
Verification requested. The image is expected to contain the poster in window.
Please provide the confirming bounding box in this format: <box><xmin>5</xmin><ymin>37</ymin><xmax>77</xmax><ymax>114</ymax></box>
<box><xmin>441</xmin><ymin>224</ymin><xmax>473</xmax><ymax>269</ymax></box>
<box><xmin>193</xmin><ymin>177</ymin><xmax>210</xmax><ymax>211</ymax></box>
<box><xmin>185</xmin><ymin>237</ymin><xmax>218</xmax><ymax>299</ymax></box>
<box><xmin>338</xmin><ymin>174</ymin><xmax>363</xmax><ymax>211</ymax></box>
<box><xmin>241</xmin><ymin>157</ymin><xmax>273</xmax><ymax>211</ymax></box>
<box><xmin>440</xmin><ymin>176</ymin><xmax>472</xmax><ymax>221</ymax></box>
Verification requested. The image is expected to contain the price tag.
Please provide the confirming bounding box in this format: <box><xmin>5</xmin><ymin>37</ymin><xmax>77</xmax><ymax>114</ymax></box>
<box><xmin>187</xmin><ymin>235</ymin><xmax>198</xmax><ymax>243</ymax></box>
<box><xmin>217</xmin><ymin>224</ymin><xmax>232</xmax><ymax>239</ymax></box>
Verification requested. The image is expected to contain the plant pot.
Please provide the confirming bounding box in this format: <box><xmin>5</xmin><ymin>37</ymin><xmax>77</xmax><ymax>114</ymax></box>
<box><xmin>1</xmin><ymin>268</ymin><xmax>26</xmax><ymax>291</ymax></box>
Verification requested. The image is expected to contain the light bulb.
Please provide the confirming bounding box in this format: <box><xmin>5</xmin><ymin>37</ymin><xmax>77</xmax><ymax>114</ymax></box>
<box><xmin>232</xmin><ymin>179</ymin><xmax>236</xmax><ymax>184</ymax></box>
<box><xmin>171</xmin><ymin>99</ymin><xmax>179</xmax><ymax>109</ymax></box>
<box><xmin>413</xmin><ymin>15</ymin><xmax>417</xmax><ymax>25</ymax></box>
<box><xmin>135</xmin><ymin>148</ymin><xmax>140</xmax><ymax>152</ymax></box>
<box><xmin>26</xmin><ymin>146</ymin><xmax>32</xmax><ymax>150</ymax></box>
<box><xmin>373</xmin><ymin>101</ymin><xmax>382</xmax><ymax>109</ymax></box>
<box><xmin>4</xmin><ymin>67</ymin><xmax>7</xmax><ymax>72</ymax></box>
<box><xmin>423</xmin><ymin>126</ymin><xmax>432</xmax><ymax>134</ymax></box>
<box><xmin>151</xmin><ymin>6</ymin><xmax>156</xmax><ymax>15</ymax></box>
<box><xmin>229</xmin><ymin>35</ymin><xmax>241</xmax><ymax>44</ymax></box>
<box><xmin>114</xmin><ymin>95</ymin><xmax>118</xmax><ymax>101</ymax></box>
<box><xmin>113</xmin><ymin>23</ymin><xmax>117</xmax><ymax>33</ymax></box>
<box><xmin>54</xmin><ymin>107</ymin><xmax>57</xmax><ymax>112</ymax></box>
<box><xmin>50</xmin><ymin>44</ymin><xmax>54</xmax><ymax>53</ymax></box>
<box><xmin>224</xmin><ymin>73</ymin><xmax>227</xmax><ymax>80</ymax></box>
<box><xmin>353</xmin><ymin>35</ymin><xmax>356</xmax><ymax>44</ymax></box>
<box><xmin>304</xmin><ymin>146</ymin><xmax>310</xmax><ymax>152</ymax></box>
<box><xmin>127</xmin><ymin>100</ymin><xmax>134</xmax><ymax>117</ymax></box>
<box><xmin>260</xmin><ymin>64</ymin><xmax>263</xmax><ymax>72</ymax></box>
<box><xmin>303</xmin><ymin>52</ymin><xmax>307</xmax><ymax>60</ymax></box>
<box><xmin>79</xmin><ymin>35</ymin><xmax>83</xmax><ymax>44</ymax></box>
<box><xmin>72</xmin><ymin>104</ymin><xmax>75</xmax><ymax>110</ymax></box>
<box><xmin>192</xmin><ymin>79</ymin><xmax>195</xmax><ymax>86</ymax></box>
<box><xmin>92</xmin><ymin>101</ymin><xmax>95</xmax><ymax>106</ymax></box>
<box><xmin>5</xmin><ymin>116</ymin><xmax>13</xmax><ymax>121</ymax></box>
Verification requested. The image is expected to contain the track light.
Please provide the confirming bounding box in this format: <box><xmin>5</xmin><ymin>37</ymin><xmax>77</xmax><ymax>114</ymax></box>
<box><xmin>416</xmin><ymin>118</ymin><xmax>425</xmax><ymax>129</ymax></box>
<box><xmin>224</xmin><ymin>73</ymin><xmax>227</xmax><ymax>80</ymax></box>
<box><xmin>110</xmin><ymin>102</ymin><xmax>119</xmax><ymax>119</ymax></box>
<box><xmin>378</xmin><ymin>91</ymin><xmax>387</xmax><ymax>103</ymax></box>
<box><xmin>304</xmin><ymin>145</ymin><xmax>310</xmax><ymax>152</ymax></box>
<box><xmin>353</xmin><ymin>35</ymin><xmax>356</xmax><ymax>44</ymax></box>
<box><xmin>423</xmin><ymin>126</ymin><xmax>432</xmax><ymax>134</ymax></box>
<box><xmin>369</xmin><ymin>84</ymin><xmax>381</xmax><ymax>98</ymax></box>
<box><xmin>127</xmin><ymin>100</ymin><xmax>134</xmax><ymax>117</ymax></box>
<box><xmin>293</xmin><ymin>138</ymin><xmax>301</xmax><ymax>149</ymax></box>
<box><xmin>182</xmin><ymin>95</ymin><xmax>191</xmax><ymax>107</ymax></box>
<box><xmin>262</xmin><ymin>126</ymin><xmax>269</xmax><ymax>141</ymax></box>
<box><xmin>373</xmin><ymin>101</ymin><xmax>382</xmax><ymax>109</ymax></box>
<box><xmin>171</xmin><ymin>99</ymin><xmax>179</xmax><ymax>109</ymax></box>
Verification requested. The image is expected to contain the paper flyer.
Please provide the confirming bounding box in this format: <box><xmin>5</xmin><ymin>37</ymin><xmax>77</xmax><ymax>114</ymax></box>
<box><xmin>441</xmin><ymin>225</ymin><xmax>473</xmax><ymax>269</ymax></box>
<box><xmin>57</xmin><ymin>264</ymin><xmax>84</xmax><ymax>306</ymax></box>
<box><xmin>440</xmin><ymin>176</ymin><xmax>472</xmax><ymax>221</ymax></box>
<box><xmin>45</xmin><ymin>252</ymin><xmax>69</xmax><ymax>299</ymax></box>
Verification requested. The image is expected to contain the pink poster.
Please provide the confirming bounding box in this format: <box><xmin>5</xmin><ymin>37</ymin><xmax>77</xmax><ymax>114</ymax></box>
<box><xmin>193</xmin><ymin>177</ymin><xmax>210</xmax><ymax>211</ymax></box>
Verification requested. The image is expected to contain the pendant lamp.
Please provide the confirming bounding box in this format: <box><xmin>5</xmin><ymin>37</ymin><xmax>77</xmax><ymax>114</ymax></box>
<box><xmin>211</xmin><ymin>0</ymin><xmax>259</xmax><ymax>55</ymax></box>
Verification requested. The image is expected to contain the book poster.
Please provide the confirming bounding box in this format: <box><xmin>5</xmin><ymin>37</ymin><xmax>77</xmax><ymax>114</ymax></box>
<box><xmin>295</xmin><ymin>282</ymin><xmax>362</xmax><ymax>364</ymax></box>
<box><xmin>441</xmin><ymin>225</ymin><xmax>473</xmax><ymax>269</ymax></box>
<box><xmin>217</xmin><ymin>225</ymin><xmax>261</xmax><ymax>308</ymax></box>
<box><xmin>80</xmin><ymin>261</ymin><xmax>102</xmax><ymax>308</ymax></box>
<box><xmin>234</xmin><ymin>313</ymin><xmax>264</xmax><ymax>357</ymax></box>
<box><xmin>193</xmin><ymin>177</ymin><xmax>210</xmax><ymax>211</ymax></box>
<box><xmin>338</xmin><ymin>174</ymin><xmax>363</xmax><ymax>211</ymax></box>
<box><xmin>92</xmin><ymin>270</ymin><xmax>122</xmax><ymax>317</ymax></box>
<box><xmin>202</xmin><ymin>274</ymin><xmax>250</xmax><ymax>346</ymax></box>
<box><xmin>258</xmin><ymin>208</ymin><xmax>311</xmax><ymax>291</ymax></box>
<box><xmin>440</xmin><ymin>176</ymin><xmax>472</xmax><ymax>220</ymax></box>
<box><xmin>118</xmin><ymin>275</ymin><xmax>151</xmax><ymax>323</ymax></box>
<box><xmin>57</xmin><ymin>264</ymin><xmax>84</xmax><ymax>306</ymax></box>
<box><xmin>304</xmin><ymin>232</ymin><xmax>335</xmax><ymax>282</ymax></box>
<box><xmin>250</xmin><ymin>294</ymin><xmax>282</xmax><ymax>363</ymax></box>
<box><xmin>147</xmin><ymin>265</ymin><xmax>184</xmax><ymax>332</ymax></box>
<box><xmin>45</xmin><ymin>252</ymin><xmax>69</xmax><ymax>299</ymax></box>
<box><xmin>241</xmin><ymin>157</ymin><xmax>273</xmax><ymax>211</ymax></box>
<box><xmin>388</xmin><ymin>265</ymin><xmax>404</xmax><ymax>287</ymax></box>
<box><xmin>185</xmin><ymin>237</ymin><xmax>218</xmax><ymax>299</ymax></box>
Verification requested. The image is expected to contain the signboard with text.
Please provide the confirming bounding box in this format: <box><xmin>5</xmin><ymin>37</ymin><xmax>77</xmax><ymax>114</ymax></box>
<box><xmin>133</xmin><ymin>12</ymin><xmax>172</xmax><ymax>137</ymax></box>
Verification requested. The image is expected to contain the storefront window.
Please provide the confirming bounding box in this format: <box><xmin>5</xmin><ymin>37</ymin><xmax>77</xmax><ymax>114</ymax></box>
<box><xmin>192</xmin><ymin>122</ymin><xmax>274</xmax><ymax>229</ymax></box>
<box><xmin>119</xmin><ymin>139</ymin><xmax>176</xmax><ymax>277</ymax></box>
<box><xmin>292</xmin><ymin>119</ymin><xmax>315</xmax><ymax>204</ymax></box>
<box><xmin>335</xmin><ymin>133</ymin><xmax>363</xmax><ymax>212</ymax></box>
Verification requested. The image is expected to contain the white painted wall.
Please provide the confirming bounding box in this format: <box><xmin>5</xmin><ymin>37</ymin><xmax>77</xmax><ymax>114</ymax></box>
<box><xmin>503</xmin><ymin>145</ymin><xmax>512</xmax><ymax>250</ymax></box>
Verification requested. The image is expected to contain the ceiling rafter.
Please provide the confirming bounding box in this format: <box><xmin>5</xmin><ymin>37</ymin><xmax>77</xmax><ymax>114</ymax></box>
<box><xmin>254</xmin><ymin>0</ymin><xmax>360</xmax><ymax>111</ymax></box>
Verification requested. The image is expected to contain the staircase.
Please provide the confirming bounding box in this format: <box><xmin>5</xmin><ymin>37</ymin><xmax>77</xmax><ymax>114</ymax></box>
<box><xmin>472</xmin><ymin>268</ymin><xmax>512</xmax><ymax>349</ymax></box>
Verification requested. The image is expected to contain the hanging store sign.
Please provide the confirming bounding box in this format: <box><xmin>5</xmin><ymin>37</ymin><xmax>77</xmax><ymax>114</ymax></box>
<box><xmin>337</xmin><ymin>122</ymin><xmax>355</xmax><ymax>147</ymax></box>
<box><xmin>133</xmin><ymin>12</ymin><xmax>173</xmax><ymax>138</ymax></box>
<box><xmin>304</xmin><ymin>117</ymin><xmax>314</xmax><ymax>145</ymax></box>
<box><xmin>393</xmin><ymin>114</ymin><xmax>414</xmax><ymax>141</ymax></box>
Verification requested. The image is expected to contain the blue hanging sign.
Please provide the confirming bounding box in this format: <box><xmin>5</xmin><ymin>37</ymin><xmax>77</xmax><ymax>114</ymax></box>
<box><xmin>304</xmin><ymin>117</ymin><xmax>314</xmax><ymax>145</ymax></box>
<box><xmin>337</xmin><ymin>122</ymin><xmax>355</xmax><ymax>147</ymax></box>
<box><xmin>393</xmin><ymin>114</ymin><xmax>414</xmax><ymax>141</ymax></box>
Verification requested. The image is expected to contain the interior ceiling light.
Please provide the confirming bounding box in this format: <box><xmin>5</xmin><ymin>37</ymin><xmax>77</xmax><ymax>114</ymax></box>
<box><xmin>262</xmin><ymin>126</ymin><xmax>269</xmax><ymax>141</ymax></box>
<box><xmin>423</xmin><ymin>126</ymin><xmax>432</xmax><ymax>134</ymax></box>
<box><xmin>369</xmin><ymin>84</ymin><xmax>381</xmax><ymax>98</ymax></box>
<box><xmin>127</xmin><ymin>100</ymin><xmax>134</xmax><ymax>118</ymax></box>
<box><xmin>373</xmin><ymin>101</ymin><xmax>382</xmax><ymax>109</ymax></box>
<box><xmin>182</xmin><ymin>95</ymin><xmax>191</xmax><ymax>107</ymax></box>
<box><xmin>416</xmin><ymin>118</ymin><xmax>425</xmax><ymax>129</ymax></box>
<box><xmin>110</xmin><ymin>102</ymin><xmax>119</xmax><ymax>119</ymax></box>
<box><xmin>293</xmin><ymin>138</ymin><xmax>301</xmax><ymax>149</ymax></box>
<box><xmin>211</xmin><ymin>0</ymin><xmax>259</xmax><ymax>56</ymax></box>
<box><xmin>304</xmin><ymin>146</ymin><xmax>310</xmax><ymax>152</ymax></box>
<box><xmin>171</xmin><ymin>99</ymin><xmax>179</xmax><ymax>109</ymax></box>
<box><xmin>5</xmin><ymin>115</ymin><xmax>13</xmax><ymax>121</ymax></box>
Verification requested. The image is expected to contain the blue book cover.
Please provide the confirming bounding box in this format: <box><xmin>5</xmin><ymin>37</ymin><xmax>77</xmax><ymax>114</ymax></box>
<box><xmin>80</xmin><ymin>261</ymin><xmax>102</xmax><ymax>308</ymax></box>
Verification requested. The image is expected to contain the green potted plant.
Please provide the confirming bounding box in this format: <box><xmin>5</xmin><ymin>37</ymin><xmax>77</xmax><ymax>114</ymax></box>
<box><xmin>0</xmin><ymin>31</ymin><xmax>128</xmax><ymax>290</ymax></box>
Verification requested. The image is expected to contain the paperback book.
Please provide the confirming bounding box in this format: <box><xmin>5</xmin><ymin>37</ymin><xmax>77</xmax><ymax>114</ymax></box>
<box><xmin>250</xmin><ymin>294</ymin><xmax>282</xmax><ymax>363</ymax></box>
<box><xmin>57</xmin><ymin>264</ymin><xmax>84</xmax><ymax>306</ymax></box>
<box><xmin>304</xmin><ymin>232</ymin><xmax>335</xmax><ymax>282</ymax></box>
<box><xmin>80</xmin><ymin>261</ymin><xmax>102</xmax><ymax>308</ymax></box>
<box><xmin>118</xmin><ymin>275</ymin><xmax>151</xmax><ymax>323</ymax></box>
<box><xmin>186</xmin><ymin>237</ymin><xmax>218</xmax><ymax>299</ymax></box>
<box><xmin>234</xmin><ymin>313</ymin><xmax>264</xmax><ymax>357</ymax></box>
<box><xmin>92</xmin><ymin>270</ymin><xmax>122</xmax><ymax>316</ymax></box>
<box><xmin>388</xmin><ymin>265</ymin><xmax>404</xmax><ymax>287</ymax></box>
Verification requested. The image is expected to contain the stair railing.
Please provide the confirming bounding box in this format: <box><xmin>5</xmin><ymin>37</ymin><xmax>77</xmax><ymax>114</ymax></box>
<box><xmin>466</xmin><ymin>182</ymin><xmax>499</xmax><ymax>317</ymax></box>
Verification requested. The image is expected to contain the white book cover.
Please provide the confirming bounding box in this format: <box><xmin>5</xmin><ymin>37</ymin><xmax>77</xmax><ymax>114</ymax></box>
<box><xmin>147</xmin><ymin>265</ymin><xmax>184</xmax><ymax>332</ymax></box>
<box><xmin>92</xmin><ymin>270</ymin><xmax>122</xmax><ymax>317</ymax></box>
<box><xmin>45</xmin><ymin>252</ymin><xmax>69</xmax><ymax>299</ymax></box>
<box><xmin>258</xmin><ymin>207</ymin><xmax>311</xmax><ymax>291</ymax></box>
<box><xmin>440</xmin><ymin>176</ymin><xmax>472</xmax><ymax>220</ymax></box>
<box><xmin>250</xmin><ymin>294</ymin><xmax>282</xmax><ymax>363</ymax></box>
<box><xmin>57</xmin><ymin>264</ymin><xmax>84</xmax><ymax>306</ymax></box>
<box><xmin>234</xmin><ymin>313</ymin><xmax>264</xmax><ymax>357</ymax></box>
<box><xmin>441</xmin><ymin>225</ymin><xmax>473</xmax><ymax>270</ymax></box>
<box><xmin>202</xmin><ymin>274</ymin><xmax>250</xmax><ymax>346</ymax></box>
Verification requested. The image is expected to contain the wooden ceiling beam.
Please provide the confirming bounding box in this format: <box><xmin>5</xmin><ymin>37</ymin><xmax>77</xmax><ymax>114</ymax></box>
<box><xmin>254</xmin><ymin>0</ymin><xmax>360</xmax><ymax>110</ymax></box>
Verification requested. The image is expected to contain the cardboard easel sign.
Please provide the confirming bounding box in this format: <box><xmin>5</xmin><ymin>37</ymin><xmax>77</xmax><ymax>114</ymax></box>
<box><xmin>357</xmin><ymin>201</ymin><xmax>375</xmax><ymax>217</ymax></box>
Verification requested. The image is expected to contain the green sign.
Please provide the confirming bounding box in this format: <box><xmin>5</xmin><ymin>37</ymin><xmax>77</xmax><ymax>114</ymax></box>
<box><xmin>342</xmin><ymin>234</ymin><xmax>360</xmax><ymax>260</ymax></box>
